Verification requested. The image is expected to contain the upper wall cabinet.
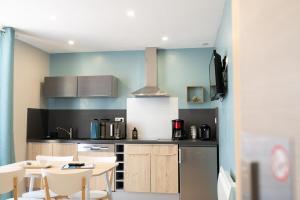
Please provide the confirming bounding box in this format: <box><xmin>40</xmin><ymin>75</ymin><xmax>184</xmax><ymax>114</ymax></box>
<box><xmin>43</xmin><ymin>76</ymin><xmax>77</xmax><ymax>97</ymax></box>
<box><xmin>43</xmin><ymin>75</ymin><xmax>118</xmax><ymax>98</ymax></box>
<box><xmin>78</xmin><ymin>75</ymin><xmax>118</xmax><ymax>97</ymax></box>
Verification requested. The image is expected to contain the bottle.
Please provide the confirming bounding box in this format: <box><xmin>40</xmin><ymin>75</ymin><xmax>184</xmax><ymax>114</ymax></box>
<box><xmin>90</xmin><ymin>119</ymin><xmax>100</xmax><ymax>139</ymax></box>
<box><xmin>132</xmin><ymin>127</ymin><xmax>138</xmax><ymax>139</ymax></box>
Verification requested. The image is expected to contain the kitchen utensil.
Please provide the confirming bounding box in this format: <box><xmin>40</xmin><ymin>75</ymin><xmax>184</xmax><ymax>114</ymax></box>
<box><xmin>199</xmin><ymin>124</ymin><xmax>211</xmax><ymax>140</ymax></box>
<box><xmin>190</xmin><ymin>125</ymin><xmax>197</xmax><ymax>139</ymax></box>
<box><xmin>90</xmin><ymin>118</ymin><xmax>100</xmax><ymax>139</ymax></box>
<box><xmin>172</xmin><ymin>119</ymin><xmax>185</xmax><ymax>140</ymax></box>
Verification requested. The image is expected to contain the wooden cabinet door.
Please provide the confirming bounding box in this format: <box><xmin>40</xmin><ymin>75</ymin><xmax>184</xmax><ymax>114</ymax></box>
<box><xmin>151</xmin><ymin>144</ymin><xmax>178</xmax><ymax>193</ymax></box>
<box><xmin>124</xmin><ymin>144</ymin><xmax>151</xmax><ymax>192</ymax></box>
<box><xmin>52</xmin><ymin>143</ymin><xmax>78</xmax><ymax>159</ymax></box>
<box><xmin>27</xmin><ymin>142</ymin><xmax>52</xmax><ymax>160</ymax></box>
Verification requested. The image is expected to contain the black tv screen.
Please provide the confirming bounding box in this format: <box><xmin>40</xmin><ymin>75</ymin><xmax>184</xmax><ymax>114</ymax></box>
<box><xmin>209</xmin><ymin>50</ymin><xmax>225</xmax><ymax>100</ymax></box>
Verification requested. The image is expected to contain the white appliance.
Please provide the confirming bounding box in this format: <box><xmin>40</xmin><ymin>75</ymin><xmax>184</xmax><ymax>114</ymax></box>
<box><xmin>217</xmin><ymin>167</ymin><xmax>236</xmax><ymax>200</ymax></box>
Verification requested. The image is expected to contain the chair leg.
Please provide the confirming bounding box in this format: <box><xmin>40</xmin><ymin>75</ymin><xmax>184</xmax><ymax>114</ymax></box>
<box><xmin>82</xmin><ymin>177</ymin><xmax>86</xmax><ymax>200</ymax></box>
<box><xmin>105</xmin><ymin>172</ymin><xmax>112</xmax><ymax>200</ymax></box>
<box><xmin>13</xmin><ymin>177</ymin><xmax>18</xmax><ymax>200</ymax></box>
<box><xmin>43</xmin><ymin>177</ymin><xmax>51</xmax><ymax>200</ymax></box>
<box><xmin>29</xmin><ymin>177</ymin><xmax>35</xmax><ymax>192</ymax></box>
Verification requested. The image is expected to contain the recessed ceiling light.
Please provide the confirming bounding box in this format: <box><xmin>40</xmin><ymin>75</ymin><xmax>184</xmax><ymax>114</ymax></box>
<box><xmin>202</xmin><ymin>42</ymin><xmax>209</xmax><ymax>46</ymax></box>
<box><xmin>127</xmin><ymin>10</ymin><xmax>135</xmax><ymax>17</ymax></box>
<box><xmin>68</xmin><ymin>40</ymin><xmax>75</xmax><ymax>45</ymax></box>
<box><xmin>49</xmin><ymin>15</ymin><xmax>57</xmax><ymax>21</ymax></box>
<box><xmin>161</xmin><ymin>36</ymin><xmax>169</xmax><ymax>41</ymax></box>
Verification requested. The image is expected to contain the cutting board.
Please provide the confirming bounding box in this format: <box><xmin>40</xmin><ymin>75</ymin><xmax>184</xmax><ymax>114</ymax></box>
<box><xmin>127</xmin><ymin>97</ymin><xmax>178</xmax><ymax>139</ymax></box>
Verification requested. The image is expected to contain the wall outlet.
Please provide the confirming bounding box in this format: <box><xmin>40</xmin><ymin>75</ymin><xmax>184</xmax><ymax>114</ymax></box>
<box><xmin>115</xmin><ymin>117</ymin><xmax>125</xmax><ymax>122</ymax></box>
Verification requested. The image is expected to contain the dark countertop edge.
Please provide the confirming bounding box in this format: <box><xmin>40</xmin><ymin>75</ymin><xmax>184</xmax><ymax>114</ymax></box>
<box><xmin>27</xmin><ymin>139</ymin><xmax>218</xmax><ymax>146</ymax></box>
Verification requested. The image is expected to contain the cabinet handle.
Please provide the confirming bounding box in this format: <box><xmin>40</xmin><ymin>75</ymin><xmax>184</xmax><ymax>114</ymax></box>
<box><xmin>153</xmin><ymin>153</ymin><xmax>177</xmax><ymax>156</ymax></box>
<box><xmin>127</xmin><ymin>153</ymin><xmax>150</xmax><ymax>156</ymax></box>
<box><xmin>179</xmin><ymin>149</ymin><xmax>182</xmax><ymax>164</ymax></box>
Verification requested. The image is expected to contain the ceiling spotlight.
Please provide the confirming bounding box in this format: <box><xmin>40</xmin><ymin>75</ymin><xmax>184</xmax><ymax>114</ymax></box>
<box><xmin>161</xmin><ymin>36</ymin><xmax>169</xmax><ymax>41</ymax></box>
<box><xmin>49</xmin><ymin>15</ymin><xmax>57</xmax><ymax>21</ymax></box>
<box><xmin>202</xmin><ymin>42</ymin><xmax>209</xmax><ymax>46</ymax></box>
<box><xmin>68</xmin><ymin>40</ymin><xmax>75</xmax><ymax>45</ymax></box>
<box><xmin>127</xmin><ymin>10</ymin><xmax>135</xmax><ymax>17</ymax></box>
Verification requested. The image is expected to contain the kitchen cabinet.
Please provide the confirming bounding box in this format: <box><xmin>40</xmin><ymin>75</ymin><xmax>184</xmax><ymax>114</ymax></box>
<box><xmin>77</xmin><ymin>75</ymin><xmax>118</xmax><ymax>97</ymax></box>
<box><xmin>27</xmin><ymin>142</ymin><xmax>77</xmax><ymax>159</ymax></box>
<box><xmin>151</xmin><ymin>145</ymin><xmax>178</xmax><ymax>193</ymax></box>
<box><xmin>124</xmin><ymin>144</ymin><xmax>178</xmax><ymax>193</ymax></box>
<box><xmin>43</xmin><ymin>76</ymin><xmax>77</xmax><ymax>97</ymax></box>
<box><xmin>26</xmin><ymin>143</ymin><xmax>77</xmax><ymax>189</ymax></box>
<box><xmin>52</xmin><ymin>143</ymin><xmax>78</xmax><ymax>159</ymax></box>
<box><xmin>43</xmin><ymin>75</ymin><xmax>118</xmax><ymax>98</ymax></box>
<box><xmin>27</xmin><ymin>142</ymin><xmax>52</xmax><ymax>160</ymax></box>
<box><xmin>124</xmin><ymin>144</ymin><xmax>151</xmax><ymax>192</ymax></box>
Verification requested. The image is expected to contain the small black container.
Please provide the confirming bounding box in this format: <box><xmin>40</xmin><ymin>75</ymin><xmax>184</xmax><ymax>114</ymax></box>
<box><xmin>199</xmin><ymin>124</ymin><xmax>211</xmax><ymax>140</ymax></box>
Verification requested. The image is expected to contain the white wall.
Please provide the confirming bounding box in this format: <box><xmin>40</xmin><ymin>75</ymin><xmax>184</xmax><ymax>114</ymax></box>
<box><xmin>234</xmin><ymin>0</ymin><xmax>300</xmax><ymax>199</ymax></box>
<box><xmin>13</xmin><ymin>40</ymin><xmax>49</xmax><ymax>162</ymax></box>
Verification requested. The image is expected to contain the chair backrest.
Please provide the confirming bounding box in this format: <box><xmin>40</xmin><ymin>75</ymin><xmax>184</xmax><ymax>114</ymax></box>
<box><xmin>43</xmin><ymin>170</ymin><xmax>92</xmax><ymax>198</ymax></box>
<box><xmin>78</xmin><ymin>155</ymin><xmax>116</xmax><ymax>163</ymax></box>
<box><xmin>36</xmin><ymin>155</ymin><xmax>74</xmax><ymax>162</ymax></box>
<box><xmin>0</xmin><ymin>167</ymin><xmax>25</xmax><ymax>194</ymax></box>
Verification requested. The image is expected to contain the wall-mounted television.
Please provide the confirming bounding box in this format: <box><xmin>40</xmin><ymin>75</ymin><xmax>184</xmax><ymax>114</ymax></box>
<box><xmin>209</xmin><ymin>50</ymin><xmax>227</xmax><ymax>101</ymax></box>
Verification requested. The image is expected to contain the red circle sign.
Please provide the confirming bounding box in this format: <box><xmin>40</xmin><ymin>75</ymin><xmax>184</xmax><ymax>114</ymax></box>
<box><xmin>271</xmin><ymin>145</ymin><xmax>290</xmax><ymax>182</ymax></box>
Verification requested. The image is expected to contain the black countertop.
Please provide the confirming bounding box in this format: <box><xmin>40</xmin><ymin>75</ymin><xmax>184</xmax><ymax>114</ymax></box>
<box><xmin>27</xmin><ymin>138</ymin><xmax>218</xmax><ymax>147</ymax></box>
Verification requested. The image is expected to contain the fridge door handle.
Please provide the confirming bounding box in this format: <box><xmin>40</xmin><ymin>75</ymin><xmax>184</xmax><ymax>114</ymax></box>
<box><xmin>179</xmin><ymin>148</ymin><xmax>182</xmax><ymax>164</ymax></box>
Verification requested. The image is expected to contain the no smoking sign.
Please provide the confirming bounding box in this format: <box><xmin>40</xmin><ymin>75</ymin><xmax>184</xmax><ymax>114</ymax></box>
<box><xmin>271</xmin><ymin>145</ymin><xmax>290</xmax><ymax>182</ymax></box>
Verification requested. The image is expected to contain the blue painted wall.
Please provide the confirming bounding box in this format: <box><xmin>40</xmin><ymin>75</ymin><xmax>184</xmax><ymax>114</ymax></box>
<box><xmin>215</xmin><ymin>0</ymin><xmax>236</xmax><ymax>177</ymax></box>
<box><xmin>49</xmin><ymin>48</ymin><xmax>214</xmax><ymax>109</ymax></box>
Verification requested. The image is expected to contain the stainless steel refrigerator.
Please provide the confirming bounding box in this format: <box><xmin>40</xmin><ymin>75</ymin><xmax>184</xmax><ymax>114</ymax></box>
<box><xmin>179</xmin><ymin>146</ymin><xmax>218</xmax><ymax>200</ymax></box>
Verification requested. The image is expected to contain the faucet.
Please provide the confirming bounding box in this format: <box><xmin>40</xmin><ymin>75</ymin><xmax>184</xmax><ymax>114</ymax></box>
<box><xmin>56</xmin><ymin>127</ymin><xmax>73</xmax><ymax>139</ymax></box>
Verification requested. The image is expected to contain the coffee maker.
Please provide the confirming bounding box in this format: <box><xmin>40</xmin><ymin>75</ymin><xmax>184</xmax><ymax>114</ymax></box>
<box><xmin>172</xmin><ymin>119</ymin><xmax>185</xmax><ymax>140</ymax></box>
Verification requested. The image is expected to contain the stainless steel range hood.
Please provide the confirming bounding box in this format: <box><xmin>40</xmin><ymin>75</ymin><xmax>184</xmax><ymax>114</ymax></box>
<box><xmin>132</xmin><ymin>47</ymin><xmax>169</xmax><ymax>97</ymax></box>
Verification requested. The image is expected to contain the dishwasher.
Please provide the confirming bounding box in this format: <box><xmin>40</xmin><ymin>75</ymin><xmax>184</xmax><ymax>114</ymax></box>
<box><xmin>179</xmin><ymin>146</ymin><xmax>218</xmax><ymax>200</ymax></box>
<box><xmin>77</xmin><ymin>143</ymin><xmax>116</xmax><ymax>190</ymax></box>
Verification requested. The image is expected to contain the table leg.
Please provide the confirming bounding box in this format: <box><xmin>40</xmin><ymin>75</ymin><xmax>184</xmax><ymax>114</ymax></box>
<box><xmin>105</xmin><ymin>172</ymin><xmax>112</xmax><ymax>200</ymax></box>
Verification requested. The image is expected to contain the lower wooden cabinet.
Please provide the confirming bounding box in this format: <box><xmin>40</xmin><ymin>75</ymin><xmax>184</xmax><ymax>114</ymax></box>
<box><xmin>52</xmin><ymin>143</ymin><xmax>78</xmax><ymax>159</ymax></box>
<box><xmin>124</xmin><ymin>145</ymin><xmax>151</xmax><ymax>192</ymax></box>
<box><xmin>27</xmin><ymin>142</ymin><xmax>52</xmax><ymax>160</ymax></box>
<box><xmin>26</xmin><ymin>142</ymin><xmax>78</xmax><ymax>189</ymax></box>
<box><xmin>151</xmin><ymin>145</ymin><xmax>178</xmax><ymax>193</ymax></box>
<box><xmin>124</xmin><ymin>144</ymin><xmax>178</xmax><ymax>194</ymax></box>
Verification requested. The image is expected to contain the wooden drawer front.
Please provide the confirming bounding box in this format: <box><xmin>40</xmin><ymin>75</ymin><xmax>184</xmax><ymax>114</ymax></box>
<box><xmin>151</xmin><ymin>144</ymin><xmax>178</xmax><ymax>156</ymax></box>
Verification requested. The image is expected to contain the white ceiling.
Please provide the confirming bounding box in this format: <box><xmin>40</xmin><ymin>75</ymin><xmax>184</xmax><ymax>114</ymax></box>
<box><xmin>0</xmin><ymin>0</ymin><xmax>225</xmax><ymax>53</ymax></box>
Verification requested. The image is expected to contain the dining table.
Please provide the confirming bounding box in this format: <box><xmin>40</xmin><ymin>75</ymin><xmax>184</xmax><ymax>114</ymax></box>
<box><xmin>6</xmin><ymin>161</ymin><xmax>118</xmax><ymax>200</ymax></box>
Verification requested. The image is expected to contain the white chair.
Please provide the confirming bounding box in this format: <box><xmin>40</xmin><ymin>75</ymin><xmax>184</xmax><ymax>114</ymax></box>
<box><xmin>22</xmin><ymin>155</ymin><xmax>74</xmax><ymax>199</ymax></box>
<box><xmin>0</xmin><ymin>166</ymin><xmax>41</xmax><ymax>200</ymax></box>
<box><xmin>72</xmin><ymin>156</ymin><xmax>117</xmax><ymax>200</ymax></box>
<box><xmin>43</xmin><ymin>169</ymin><xmax>93</xmax><ymax>200</ymax></box>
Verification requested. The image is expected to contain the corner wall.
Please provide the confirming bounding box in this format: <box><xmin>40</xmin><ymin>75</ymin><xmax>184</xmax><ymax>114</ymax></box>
<box><xmin>13</xmin><ymin>40</ymin><xmax>49</xmax><ymax>161</ymax></box>
<box><xmin>215</xmin><ymin>0</ymin><xmax>236</xmax><ymax>176</ymax></box>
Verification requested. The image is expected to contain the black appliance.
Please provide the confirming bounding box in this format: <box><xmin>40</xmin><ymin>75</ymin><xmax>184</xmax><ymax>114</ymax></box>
<box><xmin>172</xmin><ymin>119</ymin><xmax>185</xmax><ymax>140</ymax></box>
<box><xmin>199</xmin><ymin>124</ymin><xmax>211</xmax><ymax>140</ymax></box>
<box><xmin>209</xmin><ymin>50</ymin><xmax>227</xmax><ymax>101</ymax></box>
<box><xmin>100</xmin><ymin>119</ymin><xmax>126</xmax><ymax>140</ymax></box>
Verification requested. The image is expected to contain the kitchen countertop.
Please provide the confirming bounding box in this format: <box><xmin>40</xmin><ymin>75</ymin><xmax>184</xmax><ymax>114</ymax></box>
<box><xmin>27</xmin><ymin>138</ymin><xmax>218</xmax><ymax>147</ymax></box>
